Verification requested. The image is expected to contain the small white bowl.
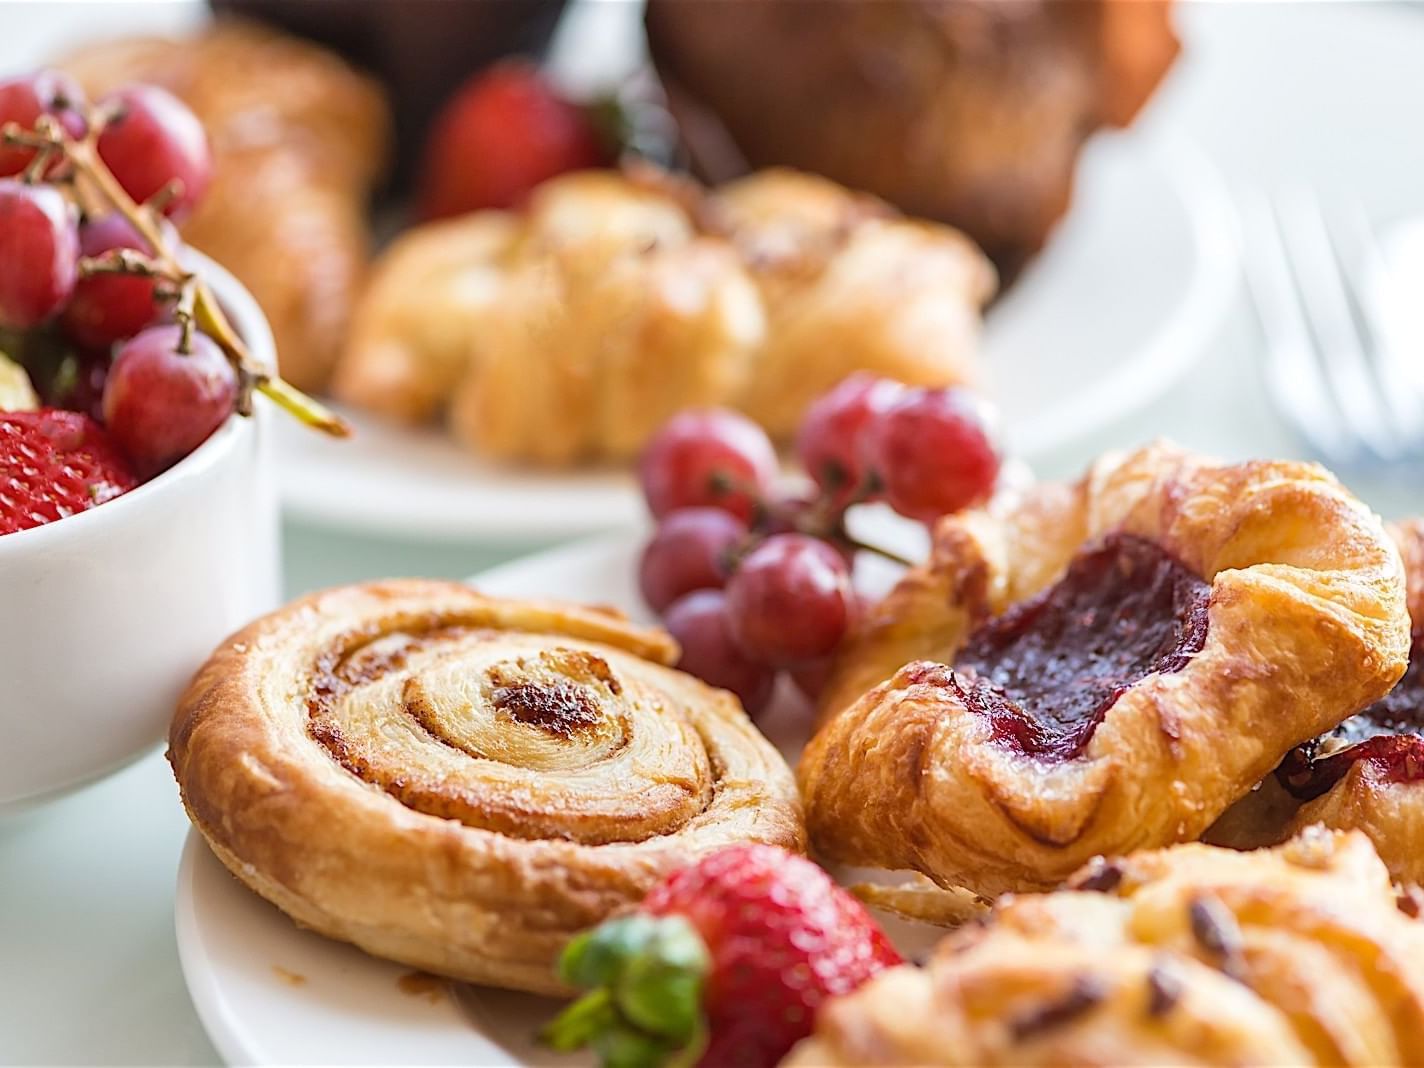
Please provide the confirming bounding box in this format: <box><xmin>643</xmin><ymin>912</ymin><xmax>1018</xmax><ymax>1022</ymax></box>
<box><xmin>0</xmin><ymin>255</ymin><xmax>281</xmax><ymax>809</ymax></box>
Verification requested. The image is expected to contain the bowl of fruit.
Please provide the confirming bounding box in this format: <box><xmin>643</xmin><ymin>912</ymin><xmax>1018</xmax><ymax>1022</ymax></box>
<box><xmin>0</xmin><ymin>71</ymin><xmax>346</xmax><ymax>809</ymax></box>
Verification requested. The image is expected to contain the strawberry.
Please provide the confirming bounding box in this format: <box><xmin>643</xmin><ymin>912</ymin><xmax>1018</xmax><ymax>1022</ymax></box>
<box><xmin>0</xmin><ymin>408</ymin><xmax>137</xmax><ymax>535</ymax></box>
<box><xmin>542</xmin><ymin>845</ymin><xmax>901</xmax><ymax>1068</ymax></box>
<box><xmin>417</xmin><ymin>60</ymin><xmax>609</xmax><ymax>220</ymax></box>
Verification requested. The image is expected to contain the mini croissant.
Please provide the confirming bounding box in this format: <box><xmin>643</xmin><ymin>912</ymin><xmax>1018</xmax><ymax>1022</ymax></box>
<box><xmin>333</xmin><ymin>166</ymin><xmax>993</xmax><ymax>465</ymax></box>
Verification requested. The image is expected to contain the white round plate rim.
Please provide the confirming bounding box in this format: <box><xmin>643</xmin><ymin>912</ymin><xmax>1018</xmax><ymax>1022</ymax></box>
<box><xmin>276</xmin><ymin>126</ymin><xmax>1237</xmax><ymax>542</ymax></box>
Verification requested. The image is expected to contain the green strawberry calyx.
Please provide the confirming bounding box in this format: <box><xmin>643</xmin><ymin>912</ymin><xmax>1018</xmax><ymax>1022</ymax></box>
<box><xmin>541</xmin><ymin>913</ymin><xmax>710</xmax><ymax>1068</ymax></box>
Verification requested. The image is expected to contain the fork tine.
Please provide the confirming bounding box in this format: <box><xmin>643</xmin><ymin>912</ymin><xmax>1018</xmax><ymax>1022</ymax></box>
<box><xmin>1273</xmin><ymin>187</ymin><xmax>1404</xmax><ymax>462</ymax></box>
<box><xmin>1237</xmin><ymin>188</ymin><xmax>1354</xmax><ymax>463</ymax></box>
<box><xmin>1332</xmin><ymin>199</ymin><xmax>1424</xmax><ymax>450</ymax></box>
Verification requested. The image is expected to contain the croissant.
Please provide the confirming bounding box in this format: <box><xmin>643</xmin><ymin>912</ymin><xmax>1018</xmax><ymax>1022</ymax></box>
<box><xmin>711</xmin><ymin>169</ymin><xmax>994</xmax><ymax>437</ymax></box>
<box><xmin>801</xmin><ymin>443</ymin><xmax>1409</xmax><ymax>896</ymax></box>
<box><xmin>330</xmin><ymin>212</ymin><xmax>517</xmax><ymax>424</ymax></box>
<box><xmin>1209</xmin><ymin>520</ymin><xmax>1424</xmax><ymax>884</ymax></box>
<box><xmin>60</xmin><ymin>18</ymin><xmax>390</xmax><ymax>392</ymax></box>
<box><xmin>169</xmin><ymin>580</ymin><xmax>804</xmax><ymax>995</ymax></box>
<box><xmin>787</xmin><ymin>828</ymin><xmax>1424</xmax><ymax>1067</ymax></box>
<box><xmin>446</xmin><ymin>172</ymin><xmax>767</xmax><ymax>464</ymax></box>
<box><xmin>331</xmin><ymin>166</ymin><xmax>992</xmax><ymax>465</ymax></box>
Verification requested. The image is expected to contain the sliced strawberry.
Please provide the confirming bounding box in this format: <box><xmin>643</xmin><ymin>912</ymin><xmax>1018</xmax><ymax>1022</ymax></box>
<box><xmin>0</xmin><ymin>408</ymin><xmax>137</xmax><ymax>535</ymax></box>
<box><xmin>543</xmin><ymin>844</ymin><xmax>901</xmax><ymax>1068</ymax></box>
<box><xmin>417</xmin><ymin>60</ymin><xmax>609</xmax><ymax>219</ymax></box>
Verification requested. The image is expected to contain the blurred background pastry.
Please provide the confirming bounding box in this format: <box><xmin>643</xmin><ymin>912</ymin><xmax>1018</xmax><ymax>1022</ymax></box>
<box><xmin>645</xmin><ymin>0</ymin><xmax>1179</xmax><ymax>279</ymax></box>
<box><xmin>335</xmin><ymin>166</ymin><xmax>992</xmax><ymax>464</ymax></box>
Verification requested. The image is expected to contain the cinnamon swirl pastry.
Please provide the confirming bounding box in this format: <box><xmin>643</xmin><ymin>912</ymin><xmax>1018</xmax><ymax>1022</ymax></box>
<box><xmin>1211</xmin><ymin>521</ymin><xmax>1424</xmax><ymax>884</ymax></box>
<box><xmin>800</xmin><ymin>443</ymin><xmax>1408</xmax><ymax>896</ymax></box>
<box><xmin>787</xmin><ymin>829</ymin><xmax>1424</xmax><ymax>1067</ymax></box>
<box><xmin>169</xmin><ymin>581</ymin><xmax>803</xmax><ymax>995</ymax></box>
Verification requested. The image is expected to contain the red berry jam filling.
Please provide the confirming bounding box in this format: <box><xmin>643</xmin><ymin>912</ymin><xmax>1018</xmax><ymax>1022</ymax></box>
<box><xmin>949</xmin><ymin>533</ymin><xmax>1211</xmax><ymax>760</ymax></box>
<box><xmin>1279</xmin><ymin>642</ymin><xmax>1424</xmax><ymax>798</ymax></box>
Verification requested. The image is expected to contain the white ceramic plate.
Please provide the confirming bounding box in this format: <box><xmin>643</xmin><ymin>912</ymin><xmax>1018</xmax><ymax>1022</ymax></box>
<box><xmin>277</xmin><ymin>127</ymin><xmax>1238</xmax><ymax>542</ymax></box>
<box><xmin>174</xmin><ymin>534</ymin><xmax>945</xmax><ymax>1066</ymax></box>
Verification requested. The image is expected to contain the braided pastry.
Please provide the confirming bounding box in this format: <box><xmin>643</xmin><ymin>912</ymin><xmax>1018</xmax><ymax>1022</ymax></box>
<box><xmin>1211</xmin><ymin>520</ymin><xmax>1424</xmax><ymax>884</ymax></box>
<box><xmin>800</xmin><ymin>443</ymin><xmax>1408</xmax><ymax>895</ymax></box>
<box><xmin>787</xmin><ymin>829</ymin><xmax>1424</xmax><ymax>1067</ymax></box>
<box><xmin>169</xmin><ymin>580</ymin><xmax>803</xmax><ymax>995</ymax></box>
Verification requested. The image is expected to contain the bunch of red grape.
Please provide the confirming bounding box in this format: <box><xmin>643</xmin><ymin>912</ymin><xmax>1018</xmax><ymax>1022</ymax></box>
<box><xmin>0</xmin><ymin>70</ymin><xmax>234</xmax><ymax>477</ymax></box>
<box><xmin>638</xmin><ymin>375</ymin><xmax>1000</xmax><ymax>715</ymax></box>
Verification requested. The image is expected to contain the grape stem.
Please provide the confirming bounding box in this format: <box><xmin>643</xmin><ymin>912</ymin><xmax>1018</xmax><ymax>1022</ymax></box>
<box><xmin>839</xmin><ymin>536</ymin><xmax>916</xmax><ymax>569</ymax></box>
<box><xmin>1</xmin><ymin>115</ymin><xmax>350</xmax><ymax>436</ymax></box>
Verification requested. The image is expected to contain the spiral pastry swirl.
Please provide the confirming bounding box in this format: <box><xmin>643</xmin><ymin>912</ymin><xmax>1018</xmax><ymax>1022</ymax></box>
<box><xmin>169</xmin><ymin>581</ymin><xmax>804</xmax><ymax>994</ymax></box>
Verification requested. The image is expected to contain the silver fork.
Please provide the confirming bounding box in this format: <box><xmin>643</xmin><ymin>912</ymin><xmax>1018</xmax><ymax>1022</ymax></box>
<box><xmin>1240</xmin><ymin>187</ymin><xmax>1424</xmax><ymax>468</ymax></box>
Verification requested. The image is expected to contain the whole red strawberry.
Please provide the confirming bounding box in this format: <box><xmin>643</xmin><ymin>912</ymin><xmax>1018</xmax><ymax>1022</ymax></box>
<box><xmin>0</xmin><ymin>408</ymin><xmax>137</xmax><ymax>535</ymax></box>
<box><xmin>542</xmin><ymin>844</ymin><xmax>901</xmax><ymax>1068</ymax></box>
<box><xmin>417</xmin><ymin>60</ymin><xmax>608</xmax><ymax>220</ymax></box>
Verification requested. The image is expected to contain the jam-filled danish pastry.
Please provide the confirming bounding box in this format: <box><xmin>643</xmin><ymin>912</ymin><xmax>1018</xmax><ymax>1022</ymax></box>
<box><xmin>169</xmin><ymin>581</ymin><xmax>803</xmax><ymax>995</ymax></box>
<box><xmin>800</xmin><ymin>443</ymin><xmax>1408</xmax><ymax>895</ymax></box>
<box><xmin>1213</xmin><ymin>520</ymin><xmax>1424</xmax><ymax>883</ymax></box>
<box><xmin>786</xmin><ymin>829</ymin><xmax>1424</xmax><ymax>1067</ymax></box>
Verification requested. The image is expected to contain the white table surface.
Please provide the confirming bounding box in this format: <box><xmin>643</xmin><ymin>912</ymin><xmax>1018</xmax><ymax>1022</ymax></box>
<box><xmin>5</xmin><ymin>2</ymin><xmax>1424</xmax><ymax>1065</ymax></box>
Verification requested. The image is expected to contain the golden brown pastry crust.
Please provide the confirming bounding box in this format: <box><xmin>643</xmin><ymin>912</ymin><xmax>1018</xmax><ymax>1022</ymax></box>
<box><xmin>61</xmin><ymin>18</ymin><xmax>390</xmax><ymax>392</ymax></box>
<box><xmin>331</xmin><ymin>212</ymin><xmax>518</xmax><ymax>424</ymax></box>
<box><xmin>448</xmin><ymin>172</ymin><xmax>766</xmax><ymax>465</ymax></box>
<box><xmin>800</xmin><ymin>443</ymin><xmax>1409</xmax><ymax>896</ymax></box>
<box><xmin>169</xmin><ymin>580</ymin><xmax>803</xmax><ymax>995</ymax></box>
<box><xmin>332</xmin><ymin>166</ymin><xmax>992</xmax><ymax>464</ymax></box>
<box><xmin>1210</xmin><ymin>521</ymin><xmax>1424</xmax><ymax>884</ymax></box>
<box><xmin>711</xmin><ymin>169</ymin><xmax>994</xmax><ymax>437</ymax></box>
<box><xmin>786</xmin><ymin>829</ymin><xmax>1424</xmax><ymax>1067</ymax></box>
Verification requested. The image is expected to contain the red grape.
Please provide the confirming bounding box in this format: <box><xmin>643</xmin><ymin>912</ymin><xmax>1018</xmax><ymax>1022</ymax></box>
<box><xmin>61</xmin><ymin>213</ymin><xmax>176</xmax><ymax>350</ymax></box>
<box><xmin>663</xmin><ymin>589</ymin><xmax>776</xmax><ymax>716</ymax></box>
<box><xmin>862</xmin><ymin>387</ymin><xmax>1000</xmax><ymax>524</ymax></box>
<box><xmin>0</xmin><ymin>180</ymin><xmax>79</xmax><ymax>328</ymax></box>
<box><xmin>96</xmin><ymin>86</ymin><xmax>211</xmax><ymax>219</ymax></box>
<box><xmin>102</xmin><ymin>325</ymin><xmax>236</xmax><ymax>475</ymax></box>
<box><xmin>0</xmin><ymin>70</ymin><xmax>86</xmax><ymax>176</ymax></box>
<box><xmin>639</xmin><ymin>409</ymin><xmax>778</xmax><ymax>522</ymax></box>
<box><xmin>639</xmin><ymin>507</ymin><xmax>747</xmax><ymax>613</ymax></box>
<box><xmin>725</xmin><ymin>533</ymin><xmax>851</xmax><ymax>667</ymax></box>
<box><xmin>789</xmin><ymin>657</ymin><xmax>836</xmax><ymax>705</ymax></box>
<box><xmin>37</xmin><ymin>351</ymin><xmax>111</xmax><ymax>421</ymax></box>
<box><xmin>796</xmin><ymin>373</ymin><xmax>904</xmax><ymax>509</ymax></box>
